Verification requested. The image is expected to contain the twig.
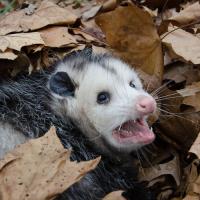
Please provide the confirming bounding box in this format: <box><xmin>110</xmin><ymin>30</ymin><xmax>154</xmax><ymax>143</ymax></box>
<box><xmin>160</xmin><ymin>19</ymin><xmax>200</xmax><ymax>40</ymax></box>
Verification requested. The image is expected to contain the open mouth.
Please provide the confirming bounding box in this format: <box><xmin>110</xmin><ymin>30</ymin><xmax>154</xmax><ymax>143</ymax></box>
<box><xmin>112</xmin><ymin>118</ymin><xmax>155</xmax><ymax>145</ymax></box>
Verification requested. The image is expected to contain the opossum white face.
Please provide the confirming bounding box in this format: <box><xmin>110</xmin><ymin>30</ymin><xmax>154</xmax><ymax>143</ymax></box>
<box><xmin>49</xmin><ymin>52</ymin><xmax>156</xmax><ymax>152</ymax></box>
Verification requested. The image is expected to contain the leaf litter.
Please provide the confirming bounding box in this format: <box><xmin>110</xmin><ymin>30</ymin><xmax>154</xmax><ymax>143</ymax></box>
<box><xmin>0</xmin><ymin>0</ymin><xmax>200</xmax><ymax>199</ymax></box>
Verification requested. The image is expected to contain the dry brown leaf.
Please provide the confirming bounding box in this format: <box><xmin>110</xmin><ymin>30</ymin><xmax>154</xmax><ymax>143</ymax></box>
<box><xmin>181</xmin><ymin>160</ymin><xmax>200</xmax><ymax>200</ymax></box>
<box><xmin>164</xmin><ymin>62</ymin><xmax>200</xmax><ymax>85</ymax></box>
<box><xmin>71</xmin><ymin>28</ymin><xmax>105</xmax><ymax>47</ymax></box>
<box><xmin>72</xmin><ymin>29</ymin><xmax>98</xmax><ymax>42</ymax></box>
<box><xmin>82</xmin><ymin>19</ymin><xmax>105</xmax><ymax>42</ymax></box>
<box><xmin>169</xmin><ymin>2</ymin><xmax>200</xmax><ymax>25</ymax></box>
<box><xmin>82</xmin><ymin>5</ymin><xmax>102</xmax><ymax>21</ymax></box>
<box><xmin>0</xmin><ymin>50</ymin><xmax>17</xmax><ymax>60</ymax></box>
<box><xmin>102</xmin><ymin>191</ymin><xmax>125</xmax><ymax>200</ymax></box>
<box><xmin>0</xmin><ymin>32</ymin><xmax>44</xmax><ymax>52</ymax></box>
<box><xmin>162</xmin><ymin>25</ymin><xmax>200</xmax><ymax>64</ymax></box>
<box><xmin>189</xmin><ymin>132</ymin><xmax>200</xmax><ymax>158</ymax></box>
<box><xmin>139</xmin><ymin>155</ymin><xmax>180</xmax><ymax>186</ymax></box>
<box><xmin>0</xmin><ymin>126</ymin><xmax>100</xmax><ymax>200</ymax></box>
<box><xmin>162</xmin><ymin>8</ymin><xmax>179</xmax><ymax>21</ymax></box>
<box><xmin>101</xmin><ymin>0</ymin><xmax>117</xmax><ymax>12</ymax></box>
<box><xmin>93</xmin><ymin>46</ymin><xmax>109</xmax><ymax>54</ymax></box>
<box><xmin>40</xmin><ymin>27</ymin><xmax>78</xmax><ymax>48</ymax></box>
<box><xmin>0</xmin><ymin>0</ymin><xmax>78</xmax><ymax>35</ymax></box>
<box><xmin>171</xmin><ymin>197</ymin><xmax>182</xmax><ymax>200</ymax></box>
<box><xmin>16</xmin><ymin>0</ymin><xmax>60</xmax><ymax>7</ymax></box>
<box><xmin>143</xmin><ymin>6</ymin><xmax>158</xmax><ymax>17</ymax></box>
<box><xmin>96</xmin><ymin>4</ymin><xmax>163</xmax><ymax>89</ymax></box>
<box><xmin>183</xmin><ymin>195</ymin><xmax>199</xmax><ymax>200</ymax></box>
<box><xmin>177</xmin><ymin>82</ymin><xmax>200</xmax><ymax>112</ymax></box>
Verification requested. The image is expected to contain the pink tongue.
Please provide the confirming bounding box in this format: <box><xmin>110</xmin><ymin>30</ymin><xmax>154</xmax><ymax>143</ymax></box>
<box><xmin>113</xmin><ymin>120</ymin><xmax>155</xmax><ymax>144</ymax></box>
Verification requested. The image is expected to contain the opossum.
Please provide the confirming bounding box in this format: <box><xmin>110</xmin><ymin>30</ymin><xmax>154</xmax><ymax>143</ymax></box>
<box><xmin>0</xmin><ymin>48</ymin><xmax>156</xmax><ymax>200</ymax></box>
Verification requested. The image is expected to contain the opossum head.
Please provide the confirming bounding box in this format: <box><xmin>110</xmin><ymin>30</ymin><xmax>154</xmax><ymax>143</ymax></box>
<box><xmin>49</xmin><ymin>48</ymin><xmax>156</xmax><ymax>153</ymax></box>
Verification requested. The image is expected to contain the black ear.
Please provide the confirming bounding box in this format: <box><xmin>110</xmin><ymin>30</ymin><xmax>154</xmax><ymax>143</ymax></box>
<box><xmin>49</xmin><ymin>72</ymin><xmax>75</xmax><ymax>97</ymax></box>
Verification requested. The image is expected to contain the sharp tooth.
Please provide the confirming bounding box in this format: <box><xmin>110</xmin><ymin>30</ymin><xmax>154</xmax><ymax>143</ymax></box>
<box><xmin>118</xmin><ymin>124</ymin><xmax>122</xmax><ymax>131</ymax></box>
<box><xmin>150</xmin><ymin>127</ymin><xmax>153</xmax><ymax>131</ymax></box>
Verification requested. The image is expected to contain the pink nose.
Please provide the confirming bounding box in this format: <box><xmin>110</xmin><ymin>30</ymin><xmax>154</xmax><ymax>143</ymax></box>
<box><xmin>136</xmin><ymin>96</ymin><xmax>156</xmax><ymax>115</ymax></box>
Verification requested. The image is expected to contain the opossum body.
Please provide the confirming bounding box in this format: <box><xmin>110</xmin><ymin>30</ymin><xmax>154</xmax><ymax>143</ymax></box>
<box><xmin>0</xmin><ymin>48</ymin><xmax>156</xmax><ymax>200</ymax></box>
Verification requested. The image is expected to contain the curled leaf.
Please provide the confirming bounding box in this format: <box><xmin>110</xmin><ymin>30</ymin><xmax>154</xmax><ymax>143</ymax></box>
<box><xmin>162</xmin><ymin>25</ymin><xmax>200</xmax><ymax>64</ymax></box>
<box><xmin>103</xmin><ymin>191</ymin><xmax>125</xmax><ymax>200</ymax></box>
<box><xmin>0</xmin><ymin>32</ymin><xmax>44</xmax><ymax>52</ymax></box>
<box><xmin>169</xmin><ymin>2</ymin><xmax>200</xmax><ymax>25</ymax></box>
<box><xmin>40</xmin><ymin>27</ymin><xmax>78</xmax><ymax>48</ymax></box>
<box><xmin>177</xmin><ymin>82</ymin><xmax>200</xmax><ymax>112</ymax></box>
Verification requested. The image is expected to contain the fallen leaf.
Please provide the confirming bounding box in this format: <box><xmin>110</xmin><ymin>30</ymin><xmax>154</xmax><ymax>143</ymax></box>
<box><xmin>40</xmin><ymin>27</ymin><xmax>78</xmax><ymax>48</ymax></box>
<box><xmin>143</xmin><ymin>6</ymin><xmax>158</xmax><ymax>17</ymax></box>
<box><xmin>162</xmin><ymin>25</ymin><xmax>200</xmax><ymax>64</ymax></box>
<box><xmin>164</xmin><ymin>62</ymin><xmax>200</xmax><ymax>85</ymax></box>
<box><xmin>82</xmin><ymin>5</ymin><xmax>102</xmax><ymax>21</ymax></box>
<box><xmin>0</xmin><ymin>32</ymin><xmax>44</xmax><ymax>52</ymax></box>
<box><xmin>177</xmin><ymin>82</ymin><xmax>200</xmax><ymax>97</ymax></box>
<box><xmin>92</xmin><ymin>45</ymin><xmax>109</xmax><ymax>54</ymax></box>
<box><xmin>162</xmin><ymin>8</ymin><xmax>179</xmax><ymax>21</ymax></box>
<box><xmin>139</xmin><ymin>154</ymin><xmax>180</xmax><ymax>186</ymax></box>
<box><xmin>0</xmin><ymin>50</ymin><xmax>17</xmax><ymax>60</ymax></box>
<box><xmin>169</xmin><ymin>2</ymin><xmax>200</xmax><ymax>25</ymax></box>
<box><xmin>96</xmin><ymin>3</ymin><xmax>163</xmax><ymax>89</ymax></box>
<box><xmin>71</xmin><ymin>28</ymin><xmax>105</xmax><ymax>47</ymax></box>
<box><xmin>26</xmin><ymin>44</ymin><xmax>44</xmax><ymax>53</ymax></box>
<box><xmin>189</xmin><ymin>133</ymin><xmax>200</xmax><ymax>158</ymax></box>
<box><xmin>177</xmin><ymin>82</ymin><xmax>200</xmax><ymax>112</ymax></box>
<box><xmin>0</xmin><ymin>126</ymin><xmax>100</xmax><ymax>200</ymax></box>
<box><xmin>72</xmin><ymin>28</ymin><xmax>98</xmax><ymax>42</ymax></box>
<box><xmin>102</xmin><ymin>191</ymin><xmax>125</xmax><ymax>200</ymax></box>
<box><xmin>16</xmin><ymin>0</ymin><xmax>60</xmax><ymax>7</ymax></box>
<box><xmin>183</xmin><ymin>195</ymin><xmax>199</xmax><ymax>200</ymax></box>
<box><xmin>0</xmin><ymin>0</ymin><xmax>78</xmax><ymax>35</ymax></box>
<box><xmin>82</xmin><ymin>19</ymin><xmax>105</xmax><ymax>42</ymax></box>
<box><xmin>182</xmin><ymin>159</ymin><xmax>200</xmax><ymax>200</ymax></box>
<box><xmin>101</xmin><ymin>0</ymin><xmax>118</xmax><ymax>12</ymax></box>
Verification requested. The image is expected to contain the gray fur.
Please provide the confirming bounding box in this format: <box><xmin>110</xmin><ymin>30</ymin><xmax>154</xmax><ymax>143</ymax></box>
<box><xmin>0</xmin><ymin>122</ymin><xmax>27</xmax><ymax>158</ymax></box>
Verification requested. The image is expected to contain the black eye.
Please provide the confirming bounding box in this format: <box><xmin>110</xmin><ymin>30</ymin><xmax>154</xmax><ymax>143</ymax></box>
<box><xmin>97</xmin><ymin>92</ymin><xmax>110</xmax><ymax>104</ymax></box>
<box><xmin>130</xmin><ymin>81</ymin><xmax>136</xmax><ymax>88</ymax></box>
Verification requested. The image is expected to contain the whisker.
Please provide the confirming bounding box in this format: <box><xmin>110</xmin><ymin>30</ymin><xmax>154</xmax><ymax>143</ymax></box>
<box><xmin>156</xmin><ymin>95</ymin><xmax>183</xmax><ymax>100</ymax></box>
<box><xmin>136</xmin><ymin>150</ymin><xmax>145</xmax><ymax>176</ymax></box>
<box><xmin>158</xmin><ymin>108</ymin><xmax>199</xmax><ymax>125</ymax></box>
<box><xmin>138</xmin><ymin>149</ymin><xmax>157</xmax><ymax>173</ymax></box>
<box><xmin>157</xmin><ymin>103</ymin><xmax>178</xmax><ymax>108</ymax></box>
<box><xmin>151</xmin><ymin>80</ymin><xmax>173</xmax><ymax>97</ymax></box>
<box><xmin>89</xmin><ymin>134</ymin><xmax>102</xmax><ymax>141</ymax></box>
<box><xmin>142</xmin><ymin>145</ymin><xmax>157</xmax><ymax>157</ymax></box>
<box><xmin>158</xmin><ymin>106</ymin><xmax>199</xmax><ymax>116</ymax></box>
<box><xmin>156</xmin><ymin>92</ymin><xmax>182</xmax><ymax>99</ymax></box>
